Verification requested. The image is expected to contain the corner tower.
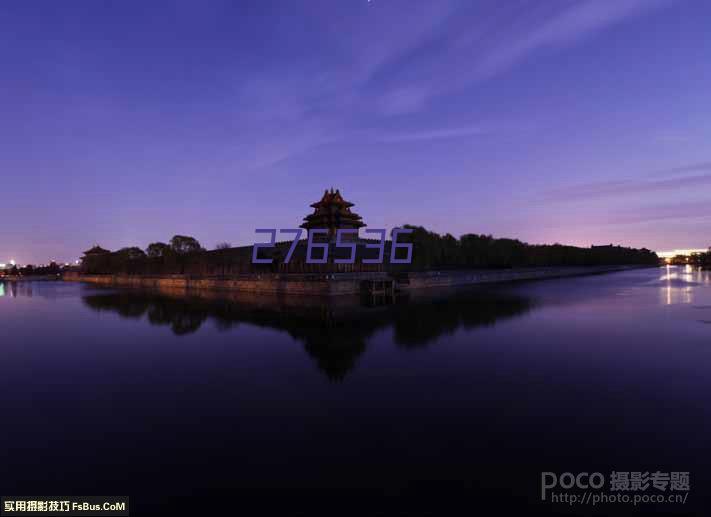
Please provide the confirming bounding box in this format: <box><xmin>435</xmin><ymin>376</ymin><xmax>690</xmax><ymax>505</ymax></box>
<box><xmin>300</xmin><ymin>188</ymin><xmax>365</xmax><ymax>239</ymax></box>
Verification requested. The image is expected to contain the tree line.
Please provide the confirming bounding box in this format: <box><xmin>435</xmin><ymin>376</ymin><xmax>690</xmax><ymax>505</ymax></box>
<box><xmin>80</xmin><ymin>227</ymin><xmax>660</xmax><ymax>275</ymax></box>
<box><xmin>673</xmin><ymin>249</ymin><xmax>711</xmax><ymax>268</ymax></box>
<box><xmin>401</xmin><ymin>225</ymin><xmax>659</xmax><ymax>270</ymax></box>
<box><xmin>82</xmin><ymin>235</ymin><xmax>206</xmax><ymax>274</ymax></box>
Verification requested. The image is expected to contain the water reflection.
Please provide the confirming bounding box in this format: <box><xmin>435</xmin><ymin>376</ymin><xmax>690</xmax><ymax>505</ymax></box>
<box><xmin>658</xmin><ymin>265</ymin><xmax>699</xmax><ymax>305</ymax></box>
<box><xmin>0</xmin><ymin>280</ymin><xmax>83</xmax><ymax>299</ymax></box>
<box><xmin>0</xmin><ymin>281</ymin><xmax>19</xmax><ymax>298</ymax></box>
<box><xmin>4</xmin><ymin>270</ymin><xmax>711</xmax><ymax>514</ymax></box>
<box><xmin>81</xmin><ymin>287</ymin><xmax>533</xmax><ymax>380</ymax></box>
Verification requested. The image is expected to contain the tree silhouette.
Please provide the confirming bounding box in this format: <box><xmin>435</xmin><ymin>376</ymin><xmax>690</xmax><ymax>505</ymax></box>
<box><xmin>170</xmin><ymin>235</ymin><xmax>203</xmax><ymax>255</ymax></box>
<box><xmin>146</xmin><ymin>242</ymin><xmax>172</xmax><ymax>258</ymax></box>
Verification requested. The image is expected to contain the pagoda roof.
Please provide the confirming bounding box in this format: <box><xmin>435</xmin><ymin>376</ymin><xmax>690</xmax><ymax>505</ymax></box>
<box><xmin>301</xmin><ymin>188</ymin><xmax>366</xmax><ymax>231</ymax></box>
<box><xmin>83</xmin><ymin>245</ymin><xmax>111</xmax><ymax>255</ymax></box>
<box><xmin>310</xmin><ymin>188</ymin><xmax>355</xmax><ymax>208</ymax></box>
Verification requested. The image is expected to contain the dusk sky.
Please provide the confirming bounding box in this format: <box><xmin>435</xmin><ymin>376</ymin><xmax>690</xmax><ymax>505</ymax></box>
<box><xmin>2</xmin><ymin>0</ymin><xmax>711</xmax><ymax>264</ymax></box>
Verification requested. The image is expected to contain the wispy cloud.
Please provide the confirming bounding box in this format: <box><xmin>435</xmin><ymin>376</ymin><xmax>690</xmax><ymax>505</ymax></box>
<box><xmin>651</xmin><ymin>161</ymin><xmax>711</xmax><ymax>176</ymax></box>
<box><xmin>359</xmin><ymin>0</ymin><xmax>676</xmax><ymax>115</ymax></box>
<box><xmin>545</xmin><ymin>173</ymin><xmax>711</xmax><ymax>202</ymax></box>
<box><xmin>473</xmin><ymin>0</ymin><xmax>674</xmax><ymax>81</ymax></box>
<box><xmin>374</xmin><ymin>125</ymin><xmax>487</xmax><ymax>143</ymax></box>
<box><xmin>610</xmin><ymin>200</ymin><xmax>711</xmax><ymax>224</ymax></box>
<box><xmin>376</xmin><ymin>86</ymin><xmax>431</xmax><ymax>116</ymax></box>
<box><xmin>218</xmin><ymin>0</ymin><xmax>678</xmax><ymax>167</ymax></box>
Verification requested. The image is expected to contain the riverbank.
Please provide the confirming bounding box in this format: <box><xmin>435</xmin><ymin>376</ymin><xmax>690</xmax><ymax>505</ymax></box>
<box><xmin>62</xmin><ymin>265</ymin><xmax>650</xmax><ymax>295</ymax></box>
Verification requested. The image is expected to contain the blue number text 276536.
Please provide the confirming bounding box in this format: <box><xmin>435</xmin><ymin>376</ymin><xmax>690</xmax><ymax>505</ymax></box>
<box><xmin>252</xmin><ymin>228</ymin><xmax>413</xmax><ymax>264</ymax></box>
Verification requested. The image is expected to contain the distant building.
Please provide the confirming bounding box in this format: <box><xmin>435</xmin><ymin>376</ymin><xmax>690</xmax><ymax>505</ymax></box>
<box><xmin>81</xmin><ymin>245</ymin><xmax>112</xmax><ymax>274</ymax></box>
<box><xmin>83</xmin><ymin>245</ymin><xmax>111</xmax><ymax>256</ymax></box>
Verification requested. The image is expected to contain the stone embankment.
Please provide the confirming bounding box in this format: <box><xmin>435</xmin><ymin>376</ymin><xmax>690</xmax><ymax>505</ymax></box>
<box><xmin>63</xmin><ymin>265</ymin><xmax>646</xmax><ymax>296</ymax></box>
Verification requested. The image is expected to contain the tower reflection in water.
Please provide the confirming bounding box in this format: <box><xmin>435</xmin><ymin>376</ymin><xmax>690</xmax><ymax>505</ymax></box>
<box><xmin>81</xmin><ymin>287</ymin><xmax>534</xmax><ymax>381</ymax></box>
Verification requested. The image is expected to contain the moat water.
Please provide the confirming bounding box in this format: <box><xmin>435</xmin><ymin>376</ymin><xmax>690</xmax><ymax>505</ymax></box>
<box><xmin>1</xmin><ymin>266</ymin><xmax>710</xmax><ymax>514</ymax></box>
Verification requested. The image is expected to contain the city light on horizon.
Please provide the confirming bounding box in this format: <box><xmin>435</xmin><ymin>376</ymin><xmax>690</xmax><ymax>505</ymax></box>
<box><xmin>656</xmin><ymin>249</ymin><xmax>709</xmax><ymax>259</ymax></box>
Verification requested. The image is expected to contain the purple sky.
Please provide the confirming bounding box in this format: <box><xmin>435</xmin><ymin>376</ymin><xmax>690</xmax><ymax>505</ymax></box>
<box><xmin>2</xmin><ymin>0</ymin><xmax>711</xmax><ymax>264</ymax></box>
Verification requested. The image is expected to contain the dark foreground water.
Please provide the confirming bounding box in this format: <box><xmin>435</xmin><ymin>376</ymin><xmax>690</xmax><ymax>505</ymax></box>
<box><xmin>1</xmin><ymin>267</ymin><xmax>710</xmax><ymax>516</ymax></box>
